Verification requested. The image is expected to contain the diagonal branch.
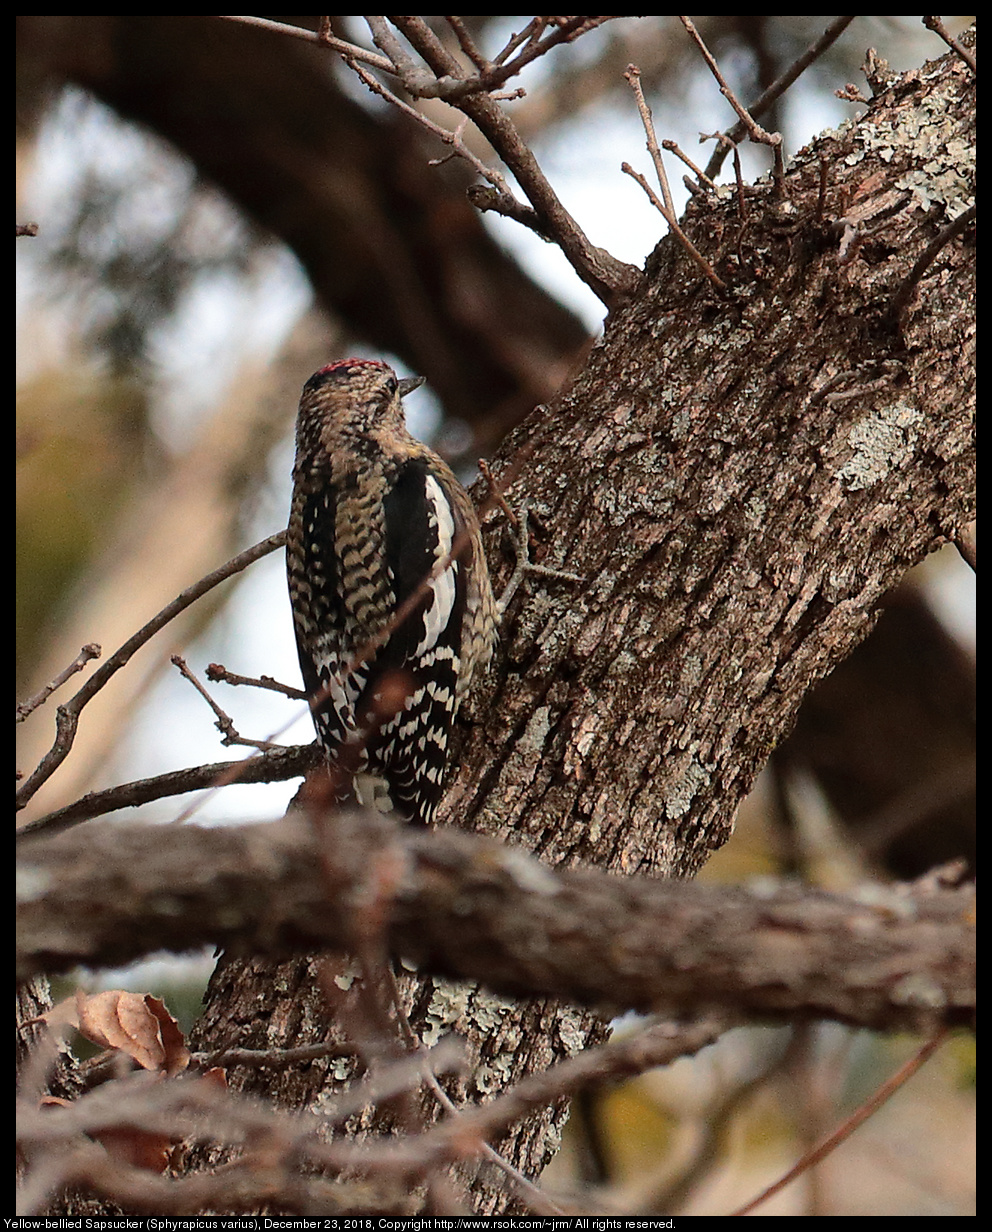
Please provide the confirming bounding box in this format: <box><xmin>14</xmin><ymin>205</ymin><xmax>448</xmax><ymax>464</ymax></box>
<box><xmin>216</xmin><ymin>14</ymin><xmax>396</xmax><ymax>73</ymax></box>
<box><xmin>371</xmin><ymin>16</ymin><xmax>640</xmax><ymax>306</ymax></box>
<box><xmin>14</xmin><ymin>745</ymin><xmax>320</xmax><ymax>842</ymax></box>
<box><xmin>703</xmin><ymin>16</ymin><xmax>857</xmax><ymax>179</ymax></box>
<box><xmin>15</xmin><ymin>532</ymin><xmax>287</xmax><ymax>811</ymax></box>
<box><xmin>680</xmin><ymin>16</ymin><xmax>785</xmax><ymax>192</ymax></box>
<box><xmin>16</xmin><ymin>644</ymin><xmax>102</xmax><ymax>724</ymax></box>
<box><xmin>622</xmin><ymin>64</ymin><xmax>729</xmax><ymax>293</ymax></box>
<box><xmin>922</xmin><ymin>15</ymin><xmax>976</xmax><ymax>74</ymax></box>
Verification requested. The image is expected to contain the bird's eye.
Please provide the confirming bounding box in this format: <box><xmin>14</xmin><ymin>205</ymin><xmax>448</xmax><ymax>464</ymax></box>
<box><xmin>383</xmin><ymin>376</ymin><xmax>398</xmax><ymax>396</ymax></box>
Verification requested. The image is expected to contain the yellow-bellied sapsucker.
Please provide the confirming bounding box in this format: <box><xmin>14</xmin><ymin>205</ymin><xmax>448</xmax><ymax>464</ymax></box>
<box><xmin>287</xmin><ymin>358</ymin><xmax>496</xmax><ymax>825</ymax></box>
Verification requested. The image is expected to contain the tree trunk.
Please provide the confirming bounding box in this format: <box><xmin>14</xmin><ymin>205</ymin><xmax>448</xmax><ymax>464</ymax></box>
<box><xmin>194</xmin><ymin>40</ymin><xmax>974</xmax><ymax>1212</ymax></box>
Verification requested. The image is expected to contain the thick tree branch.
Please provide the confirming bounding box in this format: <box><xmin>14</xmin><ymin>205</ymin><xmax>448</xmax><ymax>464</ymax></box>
<box><xmin>444</xmin><ymin>38</ymin><xmax>975</xmax><ymax>889</ymax></box>
<box><xmin>17</xmin><ymin>815</ymin><xmax>975</xmax><ymax>1035</ymax></box>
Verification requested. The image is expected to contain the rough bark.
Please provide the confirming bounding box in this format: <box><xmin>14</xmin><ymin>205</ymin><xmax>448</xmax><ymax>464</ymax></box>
<box><xmin>449</xmin><ymin>42</ymin><xmax>975</xmax><ymax>877</ymax></box>
<box><xmin>186</xmin><ymin>41</ymin><xmax>974</xmax><ymax>1214</ymax></box>
<box><xmin>18</xmin><ymin>814</ymin><xmax>976</xmax><ymax>1034</ymax></box>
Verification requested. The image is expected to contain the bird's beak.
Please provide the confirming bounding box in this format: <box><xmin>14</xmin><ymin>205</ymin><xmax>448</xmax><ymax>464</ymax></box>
<box><xmin>397</xmin><ymin>375</ymin><xmax>426</xmax><ymax>398</ymax></box>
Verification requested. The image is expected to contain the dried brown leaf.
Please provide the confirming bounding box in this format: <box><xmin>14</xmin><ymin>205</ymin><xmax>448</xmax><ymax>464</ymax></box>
<box><xmin>89</xmin><ymin>1123</ymin><xmax>174</xmax><ymax>1174</ymax></box>
<box><xmin>75</xmin><ymin>990</ymin><xmax>190</xmax><ymax>1074</ymax></box>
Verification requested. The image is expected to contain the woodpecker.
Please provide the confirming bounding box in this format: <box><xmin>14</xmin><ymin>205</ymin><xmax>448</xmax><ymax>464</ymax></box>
<box><xmin>287</xmin><ymin>358</ymin><xmax>496</xmax><ymax>825</ymax></box>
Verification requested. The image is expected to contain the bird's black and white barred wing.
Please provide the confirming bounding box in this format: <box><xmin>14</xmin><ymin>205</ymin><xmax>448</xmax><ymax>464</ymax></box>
<box><xmin>287</xmin><ymin>357</ymin><xmax>495</xmax><ymax>826</ymax></box>
<box><xmin>369</xmin><ymin>457</ymin><xmax>471</xmax><ymax>824</ymax></box>
<box><xmin>291</xmin><ymin>457</ymin><xmax>475</xmax><ymax>825</ymax></box>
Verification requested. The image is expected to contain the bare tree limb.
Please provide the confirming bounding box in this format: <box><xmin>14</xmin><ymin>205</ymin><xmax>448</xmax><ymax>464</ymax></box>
<box><xmin>16</xmin><ymin>644</ymin><xmax>101</xmax><ymax>724</ymax></box>
<box><xmin>14</xmin><ymin>745</ymin><xmax>319</xmax><ymax>841</ymax></box>
<box><xmin>203</xmin><ymin>663</ymin><xmax>306</xmax><ymax>699</ymax></box>
<box><xmin>170</xmin><ymin>654</ymin><xmax>287</xmax><ymax>752</ymax></box>
<box><xmin>621</xmin><ymin>64</ymin><xmax>729</xmax><ymax>294</ymax></box>
<box><xmin>216</xmin><ymin>14</ymin><xmax>396</xmax><ymax>72</ymax></box>
<box><xmin>379</xmin><ymin>16</ymin><xmax>641</xmax><ymax>305</ymax></box>
<box><xmin>680</xmin><ymin>16</ymin><xmax>785</xmax><ymax>192</ymax></box>
<box><xmin>15</xmin><ymin>532</ymin><xmax>287</xmax><ymax>812</ymax></box>
<box><xmin>704</xmin><ymin>16</ymin><xmax>857</xmax><ymax>179</ymax></box>
<box><xmin>17</xmin><ymin>814</ymin><xmax>975</xmax><ymax>1034</ymax></box>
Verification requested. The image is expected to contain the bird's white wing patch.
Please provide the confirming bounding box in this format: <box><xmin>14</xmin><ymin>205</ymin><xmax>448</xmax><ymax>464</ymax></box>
<box><xmin>414</xmin><ymin>473</ymin><xmax>459</xmax><ymax>657</ymax></box>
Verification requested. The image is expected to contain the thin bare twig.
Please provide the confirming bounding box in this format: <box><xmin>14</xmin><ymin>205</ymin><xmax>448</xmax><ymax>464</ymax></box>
<box><xmin>621</xmin><ymin>162</ymin><xmax>729</xmax><ymax>294</ymax></box>
<box><xmin>731</xmin><ymin>1029</ymin><xmax>951</xmax><ymax>1217</ymax></box>
<box><xmin>661</xmin><ymin>139</ymin><xmax>719</xmax><ymax>194</ymax></box>
<box><xmin>923</xmin><ymin>16</ymin><xmax>976</xmax><ymax>74</ymax></box>
<box><xmin>345</xmin><ymin>58</ymin><xmax>512</xmax><ymax>200</ymax></box>
<box><xmin>16</xmin><ymin>644</ymin><xmax>101</xmax><ymax>723</ymax></box>
<box><xmin>384</xmin><ymin>950</ymin><xmax>728</xmax><ymax>1214</ymax></box>
<box><xmin>705</xmin><ymin>16</ymin><xmax>858</xmax><ymax>179</ymax></box>
<box><xmin>344</xmin><ymin>50</ymin><xmax>554</xmax><ymax>240</ymax></box>
<box><xmin>496</xmin><ymin>505</ymin><xmax>586</xmax><ymax>616</ymax></box>
<box><xmin>493</xmin><ymin>17</ymin><xmax>542</xmax><ymax>67</ymax></box>
<box><xmin>15</xmin><ymin>745</ymin><xmax>320</xmax><ymax>842</ymax></box>
<box><xmin>443</xmin><ymin>15</ymin><xmax>491</xmax><ymax>73</ymax></box>
<box><xmin>171</xmin><ymin>654</ymin><xmax>239</xmax><ymax>743</ymax></box>
<box><xmin>478</xmin><ymin>459</ymin><xmax>518</xmax><ymax>528</ymax></box>
<box><xmin>464</xmin><ymin>183</ymin><xmax>550</xmax><ymax>238</ymax></box>
<box><xmin>378</xmin><ymin>16</ymin><xmax>623</xmax><ymax>102</ymax></box>
<box><xmin>621</xmin><ymin>64</ymin><xmax>730</xmax><ymax>294</ymax></box>
<box><xmin>193</xmin><ymin>1040</ymin><xmax>356</xmax><ymax>1071</ymax></box>
<box><xmin>680</xmin><ymin>16</ymin><xmax>785</xmax><ymax>193</ymax></box>
<box><xmin>704</xmin><ymin>132</ymin><xmax>748</xmax><ymax>221</ymax></box>
<box><xmin>204</xmin><ymin>663</ymin><xmax>306</xmax><ymax>699</ymax></box>
<box><xmin>170</xmin><ymin>655</ymin><xmax>285</xmax><ymax>751</ymax></box>
<box><xmin>423</xmin><ymin>1017</ymin><xmax>731</xmax><ymax>1162</ymax></box>
<box><xmin>471</xmin><ymin>16</ymin><xmax>620</xmax><ymax>99</ymax></box>
<box><xmin>385</xmin><ymin>15</ymin><xmax>639</xmax><ymax>305</ymax></box>
<box><xmin>216</xmin><ymin>15</ymin><xmax>396</xmax><ymax>73</ymax></box>
<box><xmin>364</xmin><ymin>14</ymin><xmax>442</xmax><ymax>96</ymax></box>
<box><xmin>624</xmin><ymin>64</ymin><xmax>677</xmax><ymax>218</ymax></box>
<box><xmin>802</xmin><ymin>361</ymin><xmax>903</xmax><ymax>412</ymax></box>
<box><xmin>15</xmin><ymin>531</ymin><xmax>287</xmax><ymax>811</ymax></box>
<box><xmin>384</xmin><ymin>965</ymin><xmax>568</xmax><ymax>1216</ymax></box>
